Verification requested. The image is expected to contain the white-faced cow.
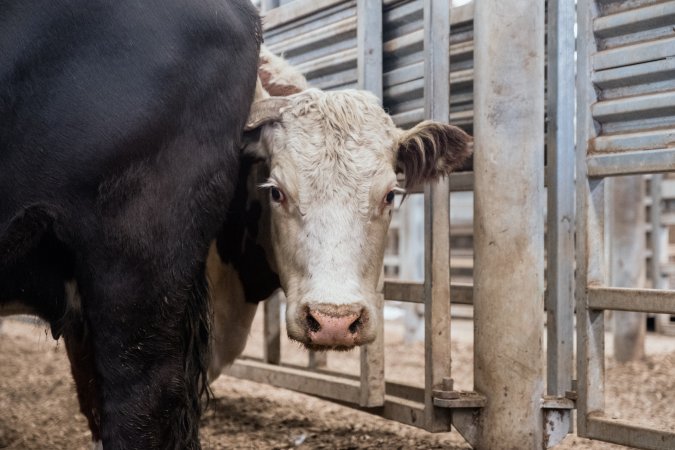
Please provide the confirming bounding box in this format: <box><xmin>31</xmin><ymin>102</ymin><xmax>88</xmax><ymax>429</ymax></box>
<box><xmin>207</xmin><ymin>47</ymin><xmax>472</xmax><ymax>377</ymax></box>
<box><xmin>0</xmin><ymin>1</ymin><xmax>261</xmax><ymax>449</ymax></box>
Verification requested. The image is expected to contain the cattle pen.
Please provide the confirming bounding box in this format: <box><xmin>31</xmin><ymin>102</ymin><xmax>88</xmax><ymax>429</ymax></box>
<box><xmin>0</xmin><ymin>0</ymin><xmax>674</xmax><ymax>449</ymax></box>
<box><xmin>223</xmin><ymin>0</ymin><xmax>675</xmax><ymax>449</ymax></box>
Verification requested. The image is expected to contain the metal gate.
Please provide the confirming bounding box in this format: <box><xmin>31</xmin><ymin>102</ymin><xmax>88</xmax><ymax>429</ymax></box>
<box><xmin>224</xmin><ymin>0</ymin><xmax>675</xmax><ymax>448</ymax></box>
<box><xmin>575</xmin><ymin>0</ymin><xmax>675</xmax><ymax>448</ymax></box>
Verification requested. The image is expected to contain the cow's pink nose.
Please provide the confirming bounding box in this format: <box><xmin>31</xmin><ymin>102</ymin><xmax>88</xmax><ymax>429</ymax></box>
<box><xmin>305</xmin><ymin>307</ymin><xmax>365</xmax><ymax>348</ymax></box>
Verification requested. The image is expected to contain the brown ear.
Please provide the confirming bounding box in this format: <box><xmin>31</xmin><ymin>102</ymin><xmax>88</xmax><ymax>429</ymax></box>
<box><xmin>396</xmin><ymin>121</ymin><xmax>472</xmax><ymax>188</ymax></box>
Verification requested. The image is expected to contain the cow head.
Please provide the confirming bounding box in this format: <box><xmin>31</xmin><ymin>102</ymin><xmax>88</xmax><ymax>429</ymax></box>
<box><xmin>244</xmin><ymin>88</ymin><xmax>471</xmax><ymax>351</ymax></box>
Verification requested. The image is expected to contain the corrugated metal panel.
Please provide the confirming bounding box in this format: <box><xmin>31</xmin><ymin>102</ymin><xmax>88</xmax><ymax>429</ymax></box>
<box><xmin>589</xmin><ymin>0</ymin><xmax>675</xmax><ymax>157</ymax></box>
<box><xmin>382</xmin><ymin>1</ymin><xmax>474</xmax><ymax>130</ymax></box>
<box><xmin>263</xmin><ymin>0</ymin><xmax>359</xmax><ymax>90</ymax></box>
<box><xmin>261</xmin><ymin>0</ymin><xmax>475</xmax><ymax>127</ymax></box>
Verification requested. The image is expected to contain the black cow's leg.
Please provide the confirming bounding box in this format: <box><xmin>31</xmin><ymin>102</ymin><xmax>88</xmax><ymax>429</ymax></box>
<box><xmin>64</xmin><ymin>323</ymin><xmax>101</xmax><ymax>443</ymax></box>
<box><xmin>78</xmin><ymin>255</ymin><xmax>210</xmax><ymax>450</ymax></box>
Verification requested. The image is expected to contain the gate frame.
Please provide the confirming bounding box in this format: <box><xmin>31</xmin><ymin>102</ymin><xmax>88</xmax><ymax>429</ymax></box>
<box><xmin>575</xmin><ymin>0</ymin><xmax>675</xmax><ymax>448</ymax></box>
<box><xmin>227</xmin><ymin>0</ymin><xmax>675</xmax><ymax>448</ymax></box>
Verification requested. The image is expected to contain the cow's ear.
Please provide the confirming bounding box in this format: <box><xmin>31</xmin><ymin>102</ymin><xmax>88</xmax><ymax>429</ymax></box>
<box><xmin>395</xmin><ymin>121</ymin><xmax>472</xmax><ymax>188</ymax></box>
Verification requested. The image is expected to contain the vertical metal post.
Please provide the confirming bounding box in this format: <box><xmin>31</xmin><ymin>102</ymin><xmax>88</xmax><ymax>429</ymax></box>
<box><xmin>650</xmin><ymin>175</ymin><xmax>665</xmax><ymax>291</ymax></box>
<box><xmin>308</xmin><ymin>350</ymin><xmax>327</xmax><ymax>369</ymax></box>
<box><xmin>260</xmin><ymin>0</ymin><xmax>280</xmax><ymax>13</ymax></box>
<box><xmin>546</xmin><ymin>0</ymin><xmax>576</xmax><ymax>399</ymax></box>
<box><xmin>357</xmin><ymin>0</ymin><xmax>385</xmax><ymax>408</ymax></box>
<box><xmin>473</xmin><ymin>0</ymin><xmax>545</xmax><ymax>447</ymax></box>
<box><xmin>422</xmin><ymin>0</ymin><xmax>452</xmax><ymax>432</ymax></box>
<box><xmin>400</xmin><ymin>196</ymin><xmax>425</xmax><ymax>344</ymax></box>
<box><xmin>611</xmin><ymin>177</ymin><xmax>646</xmax><ymax>362</ymax></box>
<box><xmin>575</xmin><ymin>0</ymin><xmax>605</xmax><ymax>437</ymax></box>
<box><xmin>651</xmin><ymin>175</ymin><xmax>671</xmax><ymax>333</ymax></box>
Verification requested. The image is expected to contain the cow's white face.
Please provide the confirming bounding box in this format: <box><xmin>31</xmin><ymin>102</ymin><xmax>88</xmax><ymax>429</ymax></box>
<box><xmin>246</xmin><ymin>88</ymin><xmax>471</xmax><ymax>351</ymax></box>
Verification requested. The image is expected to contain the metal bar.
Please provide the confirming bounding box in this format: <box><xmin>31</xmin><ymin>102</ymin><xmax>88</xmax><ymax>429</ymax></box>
<box><xmin>586</xmin><ymin>415</ymin><xmax>675</xmax><ymax>450</ymax></box>
<box><xmin>650</xmin><ymin>176</ymin><xmax>666</xmax><ymax>279</ymax></box>
<box><xmin>609</xmin><ymin>176</ymin><xmax>647</xmax><ymax>362</ymax></box>
<box><xmin>593</xmin><ymin>1</ymin><xmax>675</xmax><ymax>38</ymax></box>
<box><xmin>228</xmin><ymin>358</ymin><xmax>429</xmax><ymax>430</ymax></box>
<box><xmin>296</xmin><ymin>47</ymin><xmax>358</xmax><ymax>79</ymax></box>
<box><xmin>263</xmin><ymin>291</ymin><xmax>281</xmax><ymax>365</ymax></box>
<box><xmin>545</xmin><ymin>0</ymin><xmax>576</xmax><ymax>407</ymax></box>
<box><xmin>588</xmin><ymin>287</ymin><xmax>675</xmax><ymax>314</ymax></box>
<box><xmin>379</xmin><ymin>396</ymin><xmax>426</xmax><ymax>428</ymax></box>
<box><xmin>592</xmin><ymin>58</ymin><xmax>675</xmax><ymax>89</ymax></box>
<box><xmin>587</xmin><ymin>149</ymin><xmax>675</xmax><ymax>177</ymax></box>
<box><xmin>433</xmin><ymin>392</ymin><xmax>487</xmax><ymax>409</ymax></box>
<box><xmin>541</xmin><ymin>396</ymin><xmax>575</xmax><ymax>410</ymax></box>
<box><xmin>472</xmin><ymin>0</ymin><xmax>545</xmax><ymax>447</ymax></box>
<box><xmin>593</xmin><ymin>35</ymin><xmax>675</xmax><ymax>71</ymax></box>
<box><xmin>650</xmin><ymin>175</ymin><xmax>668</xmax><ymax>293</ymax></box>
<box><xmin>261</xmin><ymin>0</ymin><xmax>280</xmax><ymax>13</ymax></box>
<box><xmin>308</xmin><ymin>350</ymin><xmax>327</xmax><ymax>369</ymax></box>
<box><xmin>575</xmin><ymin>2</ymin><xmax>604</xmax><ymax>437</ymax></box>
<box><xmin>406</xmin><ymin>172</ymin><xmax>474</xmax><ymax>194</ymax></box>
<box><xmin>383</xmin><ymin>281</ymin><xmax>472</xmax><ymax>305</ymax></box>
<box><xmin>591</xmin><ymin>90</ymin><xmax>675</xmax><ymax>122</ymax></box>
<box><xmin>422</xmin><ymin>0</ymin><xmax>452</xmax><ymax>433</ymax></box>
<box><xmin>357</xmin><ymin>0</ymin><xmax>385</xmax><ymax>408</ymax></box>
<box><xmin>264</xmin><ymin>0</ymin><xmax>352</xmax><ymax>31</ymax></box>
<box><xmin>591</xmin><ymin>129</ymin><xmax>675</xmax><ymax>153</ymax></box>
<box><xmin>266</xmin><ymin>16</ymin><xmax>357</xmax><ymax>57</ymax></box>
<box><xmin>226</xmin><ymin>359</ymin><xmax>361</xmax><ymax>404</ymax></box>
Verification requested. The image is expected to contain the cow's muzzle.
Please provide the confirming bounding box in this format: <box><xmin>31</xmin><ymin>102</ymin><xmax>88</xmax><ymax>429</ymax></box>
<box><xmin>291</xmin><ymin>303</ymin><xmax>374</xmax><ymax>351</ymax></box>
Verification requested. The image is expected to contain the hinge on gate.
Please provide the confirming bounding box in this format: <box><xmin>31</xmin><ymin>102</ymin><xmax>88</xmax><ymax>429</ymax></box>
<box><xmin>541</xmin><ymin>380</ymin><xmax>578</xmax><ymax>410</ymax></box>
<box><xmin>432</xmin><ymin>377</ymin><xmax>487</xmax><ymax>409</ymax></box>
<box><xmin>541</xmin><ymin>395</ymin><xmax>576</xmax><ymax>409</ymax></box>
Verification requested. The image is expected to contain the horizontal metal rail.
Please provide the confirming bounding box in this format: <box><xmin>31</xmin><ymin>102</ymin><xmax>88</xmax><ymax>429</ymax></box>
<box><xmin>593</xmin><ymin>35</ymin><xmax>675</xmax><ymax>71</ymax></box>
<box><xmin>587</xmin><ymin>149</ymin><xmax>675</xmax><ymax>177</ymax></box>
<box><xmin>264</xmin><ymin>0</ymin><xmax>352</xmax><ymax>31</ymax></box>
<box><xmin>586</xmin><ymin>415</ymin><xmax>675</xmax><ymax>450</ymax></box>
<box><xmin>592</xmin><ymin>90</ymin><xmax>675</xmax><ymax>123</ymax></box>
<box><xmin>592</xmin><ymin>58</ymin><xmax>675</xmax><ymax>89</ymax></box>
<box><xmin>593</xmin><ymin>2</ymin><xmax>675</xmax><ymax>38</ymax></box>
<box><xmin>383</xmin><ymin>280</ymin><xmax>473</xmax><ymax>304</ymax></box>
<box><xmin>266</xmin><ymin>16</ymin><xmax>357</xmax><ymax>57</ymax></box>
<box><xmin>225</xmin><ymin>358</ymin><xmax>430</xmax><ymax>429</ymax></box>
<box><xmin>587</xmin><ymin>287</ymin><xmax>675</xmax><ymax>314</ymax></box>
<box><xmin>404</xmin><ymin>171</ymin><xmax>475</xmax><ymax>194</ymax></box>
<box><xmin>590</xmin><ymin>128</ymin><xmax>675</xmax><ymax>153</ymax></box>
<box><xmin>226</xmin><ymin>358</ymin><xmax>362</xmax><ymax>403</ymax></box>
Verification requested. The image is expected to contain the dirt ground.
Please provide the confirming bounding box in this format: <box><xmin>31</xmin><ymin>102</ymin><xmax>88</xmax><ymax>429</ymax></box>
<box><xmin>1</xmin><ymin>313</ymin><xmax>673</xmax><ymax>450</ymax></box>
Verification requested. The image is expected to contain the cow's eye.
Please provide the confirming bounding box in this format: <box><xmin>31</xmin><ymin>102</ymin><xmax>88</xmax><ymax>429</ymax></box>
<box><xmin>270</xmin><ymin>186</ymin><xmax>285</xmax><ymax>203</ymax></box>
<box><xmin>384</xmin><ymin>190</ymin><xmax>396</xmax><ymax>205</ymax></box>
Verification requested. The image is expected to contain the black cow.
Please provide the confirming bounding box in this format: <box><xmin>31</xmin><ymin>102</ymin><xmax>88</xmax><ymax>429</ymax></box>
<box><xmin>0</xmin><ymin>1</ymin><xmax>261</xmax><ymax>448</ymax></box>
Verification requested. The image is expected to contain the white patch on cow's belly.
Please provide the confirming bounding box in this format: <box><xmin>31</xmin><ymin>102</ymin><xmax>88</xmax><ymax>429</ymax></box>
<box><xmin>206</xmin><ymin>242</ymin><xmax>258</xmax><ymax>382</ymax></box>
<box><xmin>91</xmin><ymin>440</ymin><xmax>103</xmax><ymax>450</ymax></box>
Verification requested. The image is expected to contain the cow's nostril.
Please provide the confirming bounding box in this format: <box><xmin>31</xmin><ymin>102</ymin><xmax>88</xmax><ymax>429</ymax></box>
<box><xmin>306</xmin><ymin>312</ymin><xmax>321</xmax><ymax>333</ymax></box>
<box><xmin>348</xmin><ymin>317</ymin><xmax>362</xmax><ymax>334</ymax></box>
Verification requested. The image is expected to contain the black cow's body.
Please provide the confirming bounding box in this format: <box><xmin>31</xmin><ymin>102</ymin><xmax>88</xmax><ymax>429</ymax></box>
<box><xmin>0</xmin><ymin>1</ymin><xmax>261</xmax><ymax>448</ymax></box>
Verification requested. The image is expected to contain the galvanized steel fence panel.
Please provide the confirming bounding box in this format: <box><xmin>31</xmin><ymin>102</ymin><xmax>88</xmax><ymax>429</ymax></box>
<box><xmin>576</xmin><ymin>0</ymin><xmax>675</xmax><ymax>448</ymax></box>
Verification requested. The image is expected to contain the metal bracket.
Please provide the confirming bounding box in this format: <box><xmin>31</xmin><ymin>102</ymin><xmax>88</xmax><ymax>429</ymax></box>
<box><xmin>542</xmin><ymin>387</ymin><xmax>577</xmax><ymax>449</ymax></box>
<box><xmin>432</xmin><ymin>378</ymin><xmax>487</xmax><ymax>409</ymax></box>
<box><xmin>541</xmin><ymin>395</ymin><xmax>576</xmax><ymax>410</ymax></box>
